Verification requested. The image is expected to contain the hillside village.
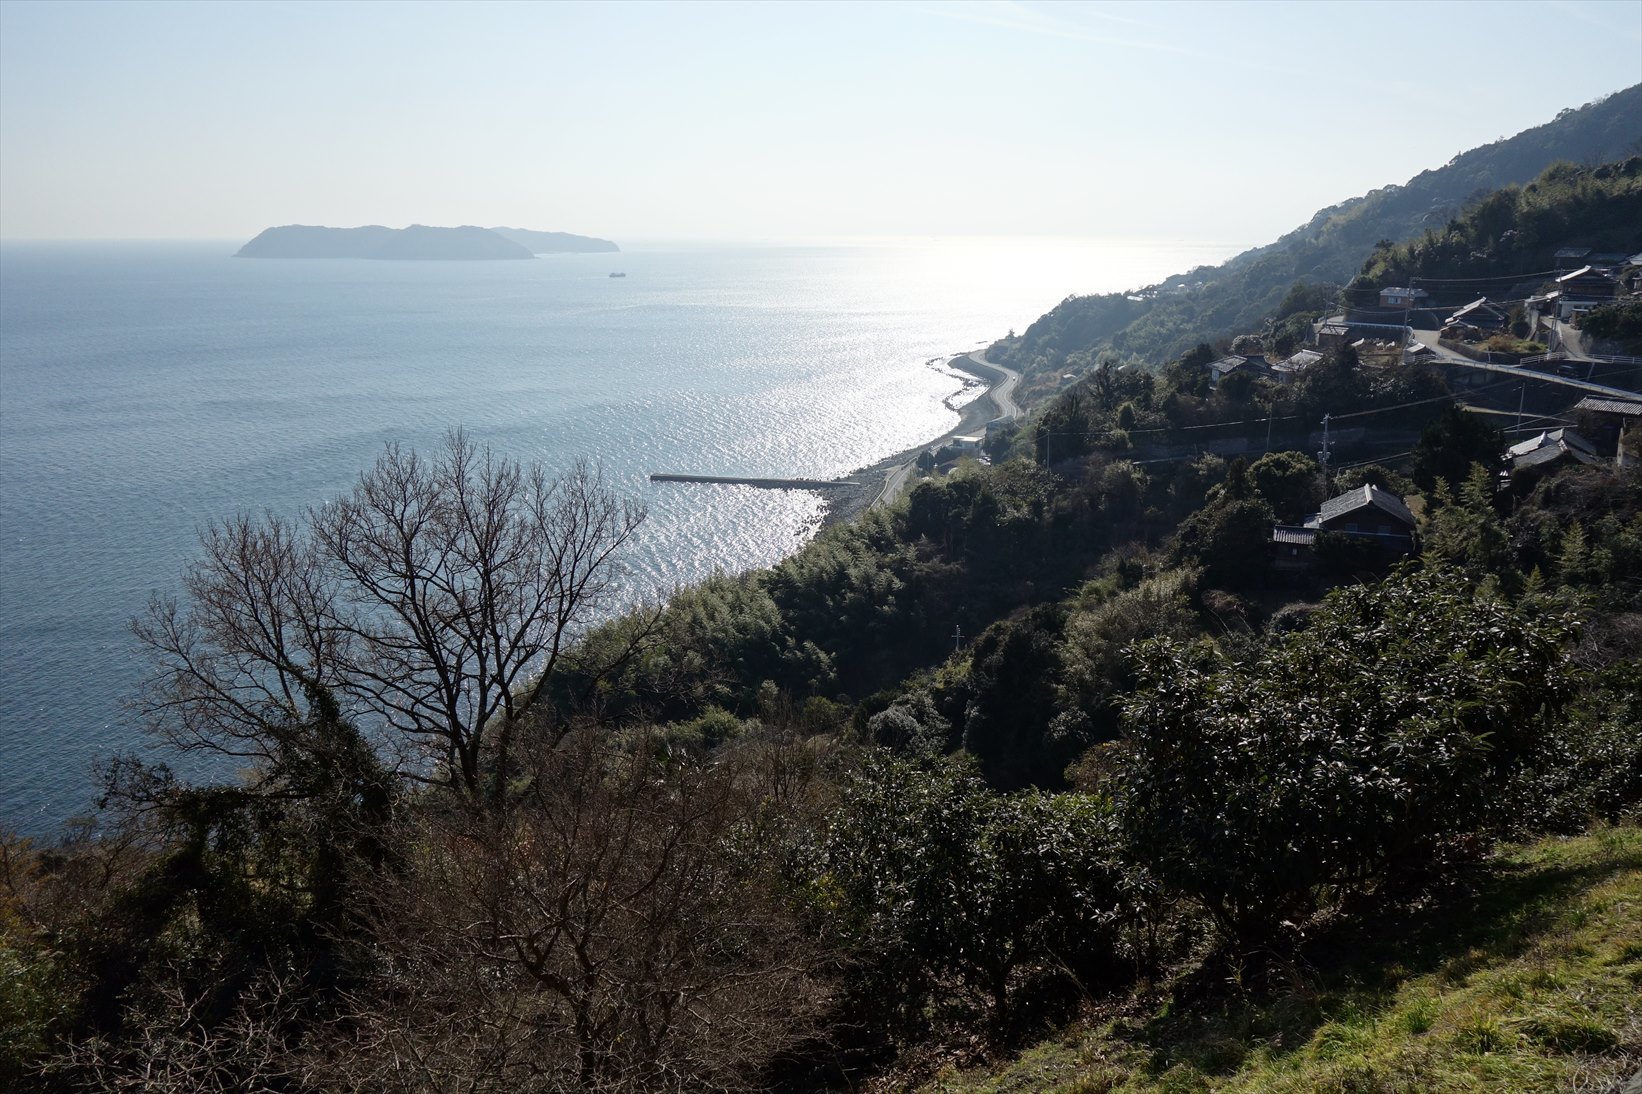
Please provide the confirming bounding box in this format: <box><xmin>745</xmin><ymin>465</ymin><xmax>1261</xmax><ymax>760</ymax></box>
<box><xmin>1188</xmin><ymin>247</ymin><xmax>1642</xmax><ymax>569</ymax></box>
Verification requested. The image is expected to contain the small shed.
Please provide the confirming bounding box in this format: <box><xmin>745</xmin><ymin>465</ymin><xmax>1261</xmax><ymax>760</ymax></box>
<box><xmin>1403</xmin><ymin>341</ymin><xmax>1438</xmax><ymax>365</ymax></box>
<box><xmin>1270</xmin><ymin>525</ymin><xmax>1318</xmax><ymax>570</ymax></box>
<box><xmin>1315</xmin><ymin>321</ymin><xmax>1354</xmax><ymax>350</ymax></box>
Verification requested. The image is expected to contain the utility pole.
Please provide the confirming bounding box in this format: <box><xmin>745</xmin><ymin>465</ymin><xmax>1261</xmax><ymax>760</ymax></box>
<box><xmin>951</xmin><ymin>624</ymin><xmax>965</xmax><ymax>653</ymax></box>
<box><xmin>1317</xmin><ymin>413</ymin><xmax>1334</xmax><ymax>494</ymax></box>
<box><xmin>1515</xmin><ymin>381</ymin><xmax>1526</xmax><ymax>437</ymax></box>
<box><xmin>1404</xmin><ymin>276</ymin><xmax>1419</xmax><ymax>359</ymax></box>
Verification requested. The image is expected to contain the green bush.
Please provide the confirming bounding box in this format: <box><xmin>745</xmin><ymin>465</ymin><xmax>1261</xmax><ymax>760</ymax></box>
<box><xmin>818</xmin><ymin>753</ymin><xmax>1129</xmax><ymax>1038</ymax></box>
<box><xmin>1117</xmin><ymin>566</ymin><xmax>1579</xmax><ymax>948</ymax></box>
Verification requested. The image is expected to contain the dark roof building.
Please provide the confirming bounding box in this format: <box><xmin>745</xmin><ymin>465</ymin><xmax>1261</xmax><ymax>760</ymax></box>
<box><xmin>1307</xmin><ymin>484</ymin><xmax>1417</xmax><ymax>535</ymax></box>
<box><xmin>1507</xmin><ymin>428</ymin><xmax>1603</xmax><ymax>475</ymax></box>
<box><xmin>1379</xmin><ymin>287</ymin><xmax>1430</xmax><ymax>308</ymax></box>
<box><xmin>1208</xmin><ymin>354</ymin><xmax>1272</xmax><ymax>389</ymax></box>
<box><xmin>1445</xmin><ymin>297</ymin><xmax>1510</xmax><ymax>330</ymax></box>
<box><xmin>1555</xmin><ymin>265</ymin><xmax>1618</xmax><ymax>301</ymax></box>
<box><xmin>1571</xmin><ymin>397</ymin><xmax>1642</xmax><ymax>469</ymax></box>
<box><xmin>1272</xmin><ymin>484</ymin><xmax>1417</xmax><ymax>569</ymax></box>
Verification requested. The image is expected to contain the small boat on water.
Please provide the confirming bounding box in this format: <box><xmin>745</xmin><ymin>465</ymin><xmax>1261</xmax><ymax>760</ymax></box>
<box><xmin>608</xmin><ymin>272</ymin><xmax>626</xmax><ymax>278</ymax></box>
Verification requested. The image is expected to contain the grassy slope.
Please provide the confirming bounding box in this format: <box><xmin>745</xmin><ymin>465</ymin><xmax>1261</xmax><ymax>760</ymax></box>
<box><xmin>928</xmin><ymin>826</ymin><xmax>1642</xmax><ymax>1094</ymax></box>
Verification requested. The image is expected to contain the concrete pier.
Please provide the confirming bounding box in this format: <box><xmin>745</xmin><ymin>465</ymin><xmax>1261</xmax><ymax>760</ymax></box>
<box><xmin>649</xmin><ymin>472</ymin><xmax>860</xmax><ymax>490</ymax></box>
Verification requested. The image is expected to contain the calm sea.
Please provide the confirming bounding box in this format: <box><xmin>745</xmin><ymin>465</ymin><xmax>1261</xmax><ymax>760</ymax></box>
<box><xmin>0</xmin><ymin>237</ymin><xmax>1237</xmax><ymax>831</ymax></box>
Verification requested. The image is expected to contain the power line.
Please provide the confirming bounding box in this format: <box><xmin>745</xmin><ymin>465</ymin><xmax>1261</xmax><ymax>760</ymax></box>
<box><xmin>1409</xmin><ymin>268</ymin><xmax>1572</xmax><ymax>284</ymax></box>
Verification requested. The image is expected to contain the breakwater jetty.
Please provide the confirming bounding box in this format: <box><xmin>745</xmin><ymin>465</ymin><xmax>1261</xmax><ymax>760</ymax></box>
<box><xmin>650</xmin><ymin>472</ymin><xmax>861</xmax><ymax>490</ymax></box>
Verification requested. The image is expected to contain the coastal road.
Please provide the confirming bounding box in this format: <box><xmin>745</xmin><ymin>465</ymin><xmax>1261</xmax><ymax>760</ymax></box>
<box><xmin>966</xmin><ymin>347</ymin><xmax>1021</xmax><ymax>420</ymax></box>
<box><xmin>875</xmin><ymin>458</ymin><xmax>918</xmax><ymax>508</ymax></box>
<box><xmin>869</xmin><ymin>349</ymin><xmax>1023</xmax><ymax>510</ymax></box>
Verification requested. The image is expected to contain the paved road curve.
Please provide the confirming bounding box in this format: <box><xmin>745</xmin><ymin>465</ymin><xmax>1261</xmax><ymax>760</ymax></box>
<box><xmin>966</xmin><ymin>347</ymin><xmax>1021</xmax><ymax>419</ymax></box>
<box><xmin>870</xmin><ymin>349</ymin><xmax>1023</xmax><ymax>509</ymax></box>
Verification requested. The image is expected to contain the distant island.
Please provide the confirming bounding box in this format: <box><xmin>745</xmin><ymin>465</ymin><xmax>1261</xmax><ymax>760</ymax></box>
<box><xmin>235</xmin><ymin>224</ymin><xmax>619</xmax><ymax>260</ymax></box>
<box><xmin>489</xmin><ymin>227</ymin><xmax>619</xmax><ymax>254</ymax></box>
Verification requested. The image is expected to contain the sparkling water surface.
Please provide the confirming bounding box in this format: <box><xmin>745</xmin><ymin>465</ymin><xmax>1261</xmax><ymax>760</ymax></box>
<box><xmin>0</xmin><ymin>237</ymin><xmax>1237</xmax><ymax>830</ymax></box>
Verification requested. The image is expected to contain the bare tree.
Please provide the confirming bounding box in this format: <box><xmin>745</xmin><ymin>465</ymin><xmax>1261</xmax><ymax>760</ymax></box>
<box><xmin>136</xmin><ymin>431</ymin><xmax>646</xmax><ymax>801</ymax></box>
<box><xmin>320</xmin><ymin>730</ymin><xmax>828</xmax><ymax>1092</ymax></box>
<box><xmin>52</xmin><ymin>967</ymin><xmax>304</xmax><ymax>1093</ymax></box>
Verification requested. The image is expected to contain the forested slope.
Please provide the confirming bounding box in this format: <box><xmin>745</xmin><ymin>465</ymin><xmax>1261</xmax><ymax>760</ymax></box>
<box><xmin>1351</xmin><ymin>156</ymin><xmax>1642</xmax><ymax>294</ymax></box>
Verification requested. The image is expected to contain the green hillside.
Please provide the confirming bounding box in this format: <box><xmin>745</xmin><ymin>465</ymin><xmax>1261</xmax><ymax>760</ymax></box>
<box><xmin>1351</xmin><ymin>157</ymin><xmax>1642</xmax><ymax>294</ymax></box>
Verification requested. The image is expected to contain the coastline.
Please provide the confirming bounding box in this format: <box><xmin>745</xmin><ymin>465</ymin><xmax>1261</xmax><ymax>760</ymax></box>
<box><xmin>819</xmin><ymin>348</ymin><xmax>1016</xmax><ymax>528</ymax></box>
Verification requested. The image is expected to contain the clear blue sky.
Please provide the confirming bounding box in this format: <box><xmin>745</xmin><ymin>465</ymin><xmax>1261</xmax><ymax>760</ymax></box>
<box><xmin>2</xmin><ymin>0</ymin><xmax>1639</xmax><ymax>244</ymax></box>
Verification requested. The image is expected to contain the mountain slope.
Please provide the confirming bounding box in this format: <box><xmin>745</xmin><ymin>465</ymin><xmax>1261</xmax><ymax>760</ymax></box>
<box><xmin>993</xmin><ymin>84</ymin><xmax>1642</xmax><ymax>399</ymax></box>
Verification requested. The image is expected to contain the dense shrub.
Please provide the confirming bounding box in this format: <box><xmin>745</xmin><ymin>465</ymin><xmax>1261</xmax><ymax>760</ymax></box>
<box><xmin>1117</xmin><ymin>566</ymin><xmax>1579</xmax><ymax>948</ymax></box>
<box><xmin>1522</xmin><ymin>658</ymin><xmax>1642</xmax><ymax>829</ymax></box>
<box><xmin>818</xmin><ymin>753</ymin><xmax>1128</xmax><ymax>1039</ymax></box>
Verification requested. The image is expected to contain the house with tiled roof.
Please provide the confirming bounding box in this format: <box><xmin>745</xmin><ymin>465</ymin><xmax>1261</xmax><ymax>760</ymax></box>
<box><xmin>1444</xmin><ymin>297</ymin><xmax>1510</xmax><ymax>331</ymax></box>
<box><xmin>1507</xmin><ymin>428</ymin><xmax>1603</xmax><ymax>483</ymax></box>
<box><xmin>1270</xmin><ymin>348</ymin><xmax>1323</xmax><ymax>383</ymax></box>
<box><xmin>1271</xmin><ymin>484</ymin><xmax>1418</xmax><ymax>569</ymax></box>
<box><xmin>1379</xmin><ymin>287</ymin><xmax>1429</xmax><ymax>309</ymax></box>
<box><xmin>1553</xmin><ymin>266</ymin><xmax>1620</xmax><ymax>321</ymax></box>
<box><xmin>1207</xmin><ymin>354</ymin><xmax>1272</xmax><ymax>390</ymax></box>
<box><xmin>1310</xmin><ymin>485</ymin><xmax>1417</xmax><ymax>539</ymax></box>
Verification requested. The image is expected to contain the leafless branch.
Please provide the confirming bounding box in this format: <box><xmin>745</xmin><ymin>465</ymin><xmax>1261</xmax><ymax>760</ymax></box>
<box><xmin>134</xmin><ymin>431</ymin><xmax>646</xmax><ymax>801</ymax></box>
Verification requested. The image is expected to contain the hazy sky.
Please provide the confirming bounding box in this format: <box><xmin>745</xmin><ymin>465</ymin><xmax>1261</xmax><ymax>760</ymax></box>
<box><xmin>2</xmin><ymin>0</ymin><xmax>1639</xmax><ymax>245</ymax></box>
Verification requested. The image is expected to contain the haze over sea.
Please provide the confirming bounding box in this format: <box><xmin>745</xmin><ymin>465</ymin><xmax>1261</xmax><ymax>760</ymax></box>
<box><xmin>0</xmin><ymin>236</ymin><xmax>1238</xmax><ymax>830</ymax></box>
